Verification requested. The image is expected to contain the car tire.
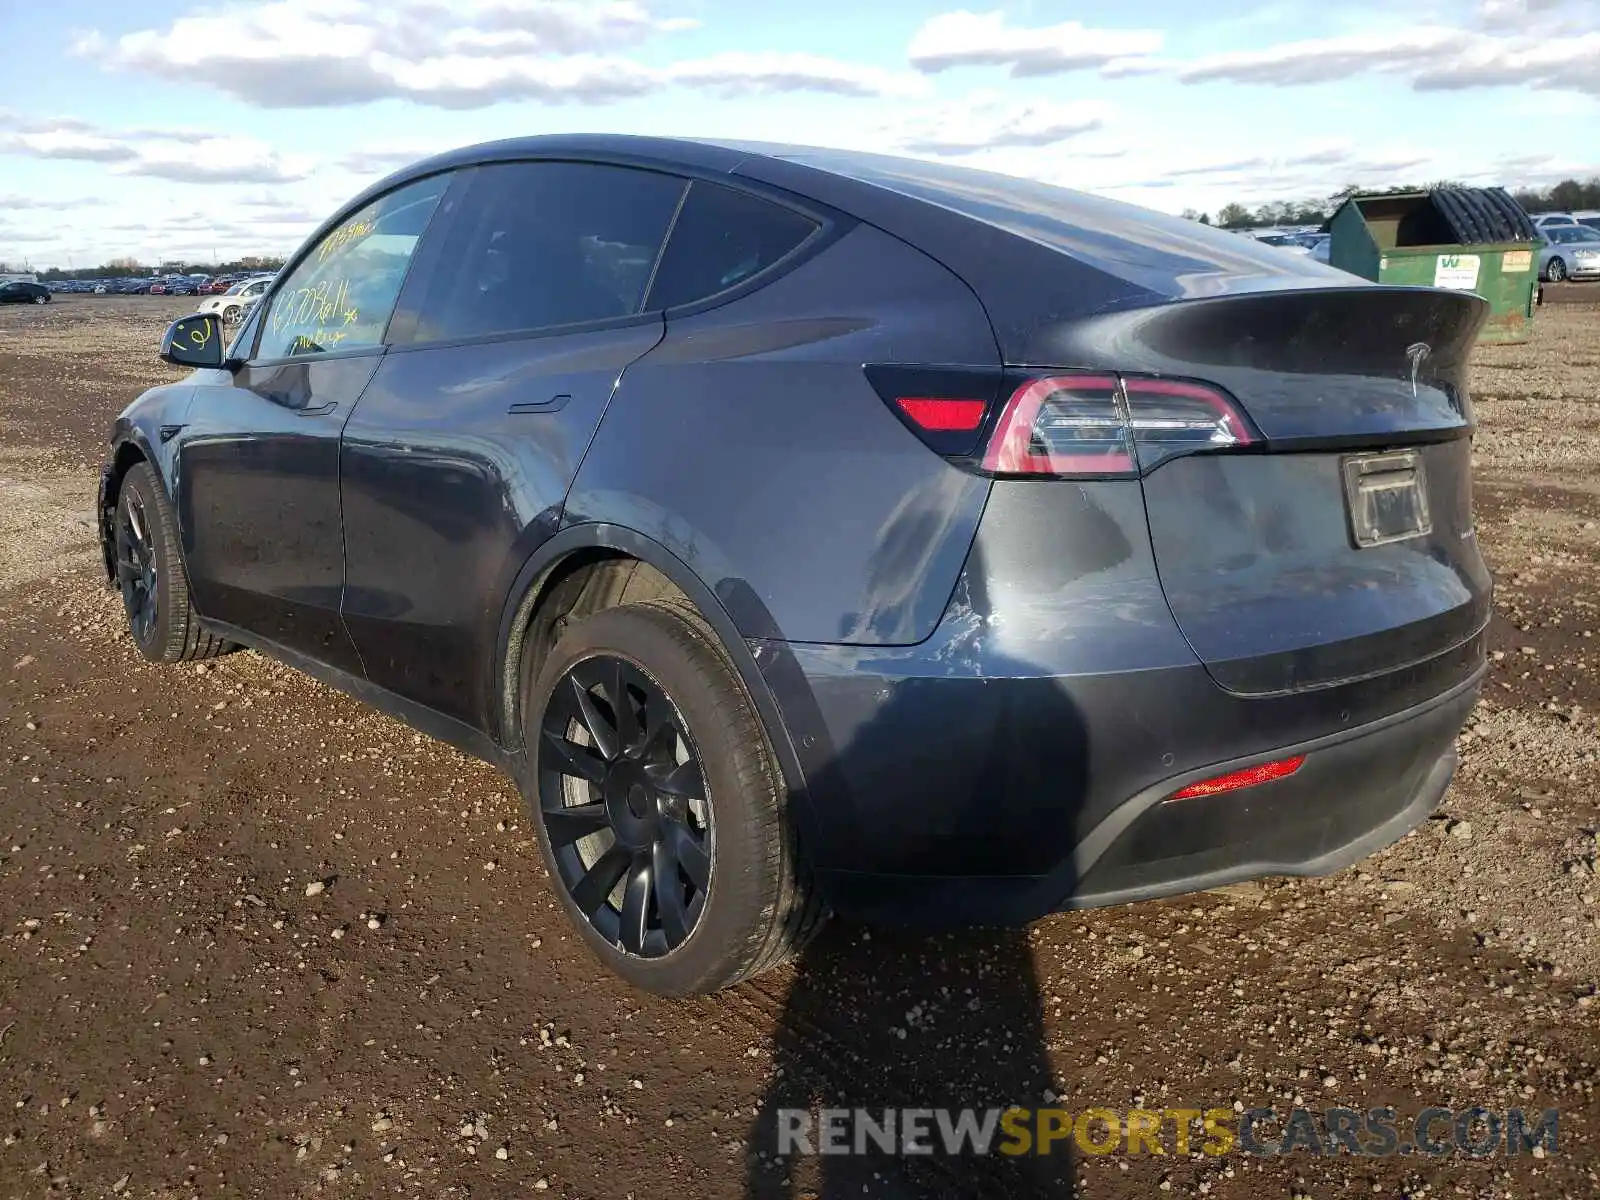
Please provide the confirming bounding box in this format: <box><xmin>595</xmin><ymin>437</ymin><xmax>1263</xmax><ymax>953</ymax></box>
<box><xmin>221</xmin><ymin>305</ymin><xmax>239</xmax><ymax>324</ymax></box>
<box><xmin>1547</xmin><ymin>257</ymin><xmax>1568</xmax><ymax>282</ymax></box>
<box><xmin>33</xmin><ymin>294</ymin><xmax>46</xmax><ymax>305</ymax></box>
<box><xmin>522</xmin><ymin>600</ymin><xmax>824</xmax><ymax>996</ymax></box>
<box><xmin>114</xmin><ymin>462</ymin><xmax>234</xmax><ymax>664</ymax></box>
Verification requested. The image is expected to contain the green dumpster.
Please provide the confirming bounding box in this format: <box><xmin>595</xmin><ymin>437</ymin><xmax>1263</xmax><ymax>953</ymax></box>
<box><xmin>1324</xmin><ymin>187</ymin><xmax>1540</xmax><ymax>344</ymax></box>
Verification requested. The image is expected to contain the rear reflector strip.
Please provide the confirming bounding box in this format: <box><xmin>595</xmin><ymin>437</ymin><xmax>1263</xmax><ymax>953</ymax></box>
<box><xmin>1166</xmin><ymin>755</ymin><xmax>1306</xmax><ymax>801</ymax></box>
<box><xmin>895</xmin><ymin>396</ymin><xmax>989</xmax><ymax>432</ymax></box>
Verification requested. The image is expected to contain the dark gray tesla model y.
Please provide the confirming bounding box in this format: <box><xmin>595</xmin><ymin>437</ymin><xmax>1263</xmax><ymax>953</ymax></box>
<box><xmin>98</xmin><ymin>136</ymin><xmax>1491</xmax><ymax>996</ymax></box>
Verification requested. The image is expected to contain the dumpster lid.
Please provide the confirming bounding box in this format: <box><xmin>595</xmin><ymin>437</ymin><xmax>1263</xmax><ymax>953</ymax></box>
<box><xmin>1321</xmin><ymin>186</ymin><xmax>1538</xmax><ymax>244</ymax></box>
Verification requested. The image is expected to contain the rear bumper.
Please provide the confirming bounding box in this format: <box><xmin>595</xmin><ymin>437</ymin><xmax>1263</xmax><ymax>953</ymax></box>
<box><xmin>811</xmin><ymin>668</ymin><xmax>1476</xmax><ymax>927</ymax></box>
<box><xmin>748</xmin><ymin>474</ymin><xmax>1488</xmax><ymax>928</ymax></box>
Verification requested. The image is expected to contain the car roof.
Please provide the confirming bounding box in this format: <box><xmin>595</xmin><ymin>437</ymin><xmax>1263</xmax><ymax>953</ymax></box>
<box><xmin>343</xmin><ymin>133</ymin><xmax>1347</xmax><ymax>359</ymax></box>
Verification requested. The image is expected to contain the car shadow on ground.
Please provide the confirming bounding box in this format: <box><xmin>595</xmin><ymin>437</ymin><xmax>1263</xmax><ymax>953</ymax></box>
<box><xmin>744</xmin><ymin>923</ymin><xmax>1077</xmax><ymax>1198</ymax></box>
<box><xmin>739</xmin><ymin>535</ymin><xmax>1083</xmax><ymax>1198</ymax></box>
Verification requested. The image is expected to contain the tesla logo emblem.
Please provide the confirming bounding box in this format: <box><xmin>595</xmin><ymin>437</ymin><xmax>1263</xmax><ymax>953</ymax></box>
<box><xmin>1406</xmin><ymin>342</ymin><xmax>1431</xmax><ymax>396</ymax></box>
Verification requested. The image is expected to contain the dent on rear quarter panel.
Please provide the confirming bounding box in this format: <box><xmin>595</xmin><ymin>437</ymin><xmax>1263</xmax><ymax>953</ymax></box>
<box><xmin>564</xmin><ymin>222</ymin><xmax>999</xmax><ymax>646</ymax></box>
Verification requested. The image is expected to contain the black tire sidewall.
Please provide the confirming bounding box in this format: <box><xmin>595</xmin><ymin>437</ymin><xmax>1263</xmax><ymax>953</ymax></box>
<box><xmin>523</xmin><ymin>603</ymin><xmax>783</xmax><ymax>996</ymax></box>
<box><xmin>118</xmin><ymin>464</ymin><xmax>184</xmax><ymax>662</ymax></box>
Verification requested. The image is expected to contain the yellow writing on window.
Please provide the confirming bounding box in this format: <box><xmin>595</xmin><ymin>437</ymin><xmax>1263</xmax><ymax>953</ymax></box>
<box><xmin>317</xmin><ymin>216</ymin><xmax>376</xmax><ymax>264</ymax></box>
<box><xmin>271</xmin><ymin>277</ymin><xmax>361</xmax><ymax>338</ymax></box>
<box><xmin>288</xmin><ymin>328</ymin><xmax>351</xmax><ymax>356</ymax></box>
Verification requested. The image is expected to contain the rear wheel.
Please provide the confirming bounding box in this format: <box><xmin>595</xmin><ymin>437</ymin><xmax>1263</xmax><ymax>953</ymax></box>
<box><xmin>523</xmin><ymin>601</ymin><xmax>822</xmax><ymax>995</ymax></box>
<box><xmin>1547</xmin><ymin>257</ymin><xmax>1568</xmax><ymax>282</ymax></box>
<box><xmin>114</xmin><ymin>462</ymin><xmax>233</xmax><ymax>663</ymax></box>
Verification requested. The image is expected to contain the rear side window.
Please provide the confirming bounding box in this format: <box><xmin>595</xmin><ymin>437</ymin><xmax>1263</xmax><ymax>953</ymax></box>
<box><xmin>411</xmin><ymin>162</ymin><xmax>685</xmax><ymax>343</ymax></box>
<box><xmin>645</xmin><ymin>182</ymin><xmax>818</xmax><ymax>311</ymax></box>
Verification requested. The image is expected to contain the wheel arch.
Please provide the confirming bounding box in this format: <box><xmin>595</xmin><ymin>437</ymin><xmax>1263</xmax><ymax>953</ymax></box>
<box><xmin>99</xmin><ymin>435</ymin><xmax>160</xmax><ymax>584</ymax></box>
<box><xmin>492</xmin><ymin>523</ymin><xmax>818</xmax><ymax>845</ymax></box>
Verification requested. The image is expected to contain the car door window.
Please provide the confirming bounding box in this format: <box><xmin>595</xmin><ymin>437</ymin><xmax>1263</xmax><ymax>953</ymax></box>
<box><xmin>257</xmin><ymin>173</ymin><xmax>449</xmax><ymax>360</ymax></box>
<box><xmin>645</xmin><ymin>182</ymin><xmax>820</xmax><ymax>311</ymax></box>
<box><xmin>408</xmin><ymin>161</ymin><xmax>685</xmax><ymax>344</ymax></box>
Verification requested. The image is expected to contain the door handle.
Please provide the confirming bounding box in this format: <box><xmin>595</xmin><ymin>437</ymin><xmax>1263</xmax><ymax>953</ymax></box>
<box><xmin>508</xmin><ymin>394</ymin><xmax>571</xmax><ymax>415</ymax></box>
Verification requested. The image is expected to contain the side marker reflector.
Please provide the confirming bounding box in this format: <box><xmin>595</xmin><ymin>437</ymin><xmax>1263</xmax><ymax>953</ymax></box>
<box><xmin>1167</xmin><ymin>755</ymin><xmax>1306</xmax><ymax>801</ymax></box>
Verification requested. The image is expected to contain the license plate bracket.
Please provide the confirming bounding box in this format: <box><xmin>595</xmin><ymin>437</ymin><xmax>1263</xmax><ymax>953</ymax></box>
<box><xmin>1341</xmin><ymin>450</ymin><xmax>1431</xmax><ymax>548</ymax></box>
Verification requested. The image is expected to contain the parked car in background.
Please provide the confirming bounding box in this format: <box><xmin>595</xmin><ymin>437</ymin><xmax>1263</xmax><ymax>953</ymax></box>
<box><xmin>1533</xmin><ymin>213</ymin><xmax>1580</xmax><ymax>230</ymax></box>
<box><xmin>0</xmin><ymin>280</ymin><xmax>51</xmax><ymax>304</ymax></box>
<box><xmin>195</xmin><ymin>274</ymin><xmax>275</xmax><ymax>323</ymax></box>
<box><xmin>163</xmin><ymin>277</ymin><xmax>201</xmax><ymax>297</ymax></box>
<box><xmin>104</xmin><ymin>135</ymin><xmax>1492</xmax><ymax>997</ymax></box>
<box><xmin>1575</xmin><ymin>210</ymin><xmax>1600</xmax><ymax>231</ymax></box>
<box><xmin>1539</xmin><ymin>225</ymin><xmax>1600</xmax><ymax>281</ymax></box>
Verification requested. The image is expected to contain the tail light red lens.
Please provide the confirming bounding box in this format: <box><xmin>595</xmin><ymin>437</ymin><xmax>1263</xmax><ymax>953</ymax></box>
<box><xmin>984</xmin><ymin>373</ymin><xmax>1255</xmax><ymax>478</ymax></box>
<box><xmin>983</xmin><ymin>375</ymin><xmax>1132</xmax><ymax>475</ymax></box>
<box><xmin>1166</xmin><ymin>754</ymin><xmax>1305</xmax><ymax>801</ymax></box>
<box><xmin>895</xmin><ymin>396</ymin><xmax>988</xmax><ymax>432</ymax></box>
<box><xmin>865</xmin><ymin>365</ymin><xmax>1256</xmax><ymax>473</ymax></box>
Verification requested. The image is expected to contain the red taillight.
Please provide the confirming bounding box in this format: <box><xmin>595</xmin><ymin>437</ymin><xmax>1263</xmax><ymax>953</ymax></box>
<box><xmin>896</xmin><ymin>396</ymin><xmax>988</xmax><ymax>432</ymax></box>
<box><xmin>983</xmin><ymin>375</ymin><xmax>1131</xmax><ymax>475</ymax></box>
<box><xmin>983</xmin><ymin>373</ymin><xmax>1255</xmax><ymax>478</ymax></box>
<box><xmin>1166</xmin><ymin>755</ymin><xmax>1305</xmax><ymax>801</ymax></box>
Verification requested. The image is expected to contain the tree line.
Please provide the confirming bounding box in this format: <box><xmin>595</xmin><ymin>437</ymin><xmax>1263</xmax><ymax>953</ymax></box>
<box><xmin>1184</xmin><ymin>177</ymin><xmax>1600</xmax><ymax>230</ymax></box>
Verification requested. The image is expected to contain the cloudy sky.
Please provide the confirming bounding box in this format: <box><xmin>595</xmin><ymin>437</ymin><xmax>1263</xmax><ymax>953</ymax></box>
<box><xmin>1</xmin><ymin>0</ymin><xmax>1596</xmax><ymax>268</ymax></box>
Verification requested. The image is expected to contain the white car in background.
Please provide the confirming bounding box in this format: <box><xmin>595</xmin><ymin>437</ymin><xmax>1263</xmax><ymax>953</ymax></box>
<box><xmin>1532</xmin><ymin>213</ymin><xmax>1581</xmax><ymax>231</ymax></box>
<box><xmin>195</xmin><ymin>274</ymin><xmax>275</xmax><ymax>324</ymax></box>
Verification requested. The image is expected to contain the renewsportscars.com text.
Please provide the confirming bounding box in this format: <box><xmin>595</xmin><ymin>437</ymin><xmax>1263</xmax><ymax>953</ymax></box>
<box><xmin>773</xmin><ymin>1106</ymin><xmax>1559</xmax><ymax>1158</ymax></box>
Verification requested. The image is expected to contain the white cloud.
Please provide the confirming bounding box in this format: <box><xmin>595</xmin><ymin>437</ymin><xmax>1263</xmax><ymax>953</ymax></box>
<box><xmin>0</xmin><ymin>114</ymin><xmax>314</xmax><ymax>183</ymax></box>
<box><xmin>907</xmin><ymin>10</ymin><xmax>1163</xmax><ymax>76</ymax></box>
<box><xmin>337</xmin><ymin>143</ymin><xmax>456</xmax><ymax>176</ymax></box>
<box><xmin>668</xmin><ymin>53</ymin><xmax>927</xmax><ymax>99</ymax></box>
<box><xmin>1178</xmin><ymin>27</ymin><xmax>1470</xmax><ymax>86</ymax></box>
<box><xmin>1175</xmin><ymin>12</ymin><xmax>1600</xmax><ymax>96</ymax></box>
<box><xmin>891</xmin><ymin>96</ymin><xmax>1110</xmax><ymax>156</ymax></box>
<box><xmin>0</xmin><ymin>194</ymin><xmax>97</xmax><ymax>210</ymax></box>
<box><xmin>1477</xmin><ymin>0</ymin><xmax>1571</xmax><ymax>31</ymax></box>
<box><xmin>79</xmin><ymin>0</ymin><xmax>920</xmax><ymax>107</ymax></box>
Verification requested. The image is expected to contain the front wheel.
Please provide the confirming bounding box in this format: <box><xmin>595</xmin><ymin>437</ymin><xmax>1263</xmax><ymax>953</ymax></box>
<box><xmin>523</xmin><ymin>602</ymin><xmax>823</xmax><ymax>996</ymax></box>
<box><xmin>1547</xmin><ymin>257</ymin><xmax>1568</xmax><ymax>282</ymax></box>
<box><xmin>33</xmin><ymin>294</ymin><xmax>46</xmax><ymax>305</ymax></box>
<box><xmin>114</xmin><ymin>462</ymin><xmax>234</xmax><ymax>663</ymax></box>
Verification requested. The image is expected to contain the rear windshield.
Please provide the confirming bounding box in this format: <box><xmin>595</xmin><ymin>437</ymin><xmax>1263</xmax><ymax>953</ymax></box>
<box><xmin>763</xmin><ymin>147</ymin><xmax>1327</xmax><ymax>297</ymax></box>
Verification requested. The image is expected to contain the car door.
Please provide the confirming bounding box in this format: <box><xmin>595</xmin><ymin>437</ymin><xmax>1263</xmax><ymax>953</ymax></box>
<box><xmin>338</xmin><ymin>160</ymin><xmax>687</xmax><ymax>729</ymax></box>
<box><xmin>174</xmin><ymin>172</ymin><xmax>452</xmax><ymax>673</ymax></box>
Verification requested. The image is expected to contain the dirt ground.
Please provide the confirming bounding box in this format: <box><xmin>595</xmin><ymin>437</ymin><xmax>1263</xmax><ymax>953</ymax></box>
<box><xmin>1</xmin><ymin>294</ymin><xmax>1598</xmax><ymax>1199</ymax></box>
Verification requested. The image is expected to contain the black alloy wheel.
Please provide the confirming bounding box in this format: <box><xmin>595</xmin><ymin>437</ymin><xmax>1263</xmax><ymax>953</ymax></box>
<box><xmin>115</xmin><ymin>487</ymin><xmax>159</xmax><ymax>644</ymax></box>
<box><xmin>537</xmin><ymin>653</ymin><xmax>713</xmax><ymax>957</ymax></box>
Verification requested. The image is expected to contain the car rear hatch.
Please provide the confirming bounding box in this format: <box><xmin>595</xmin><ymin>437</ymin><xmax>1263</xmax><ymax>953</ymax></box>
<box><xmin>868</xmin><ymin>284</ymin><xmax>1492</xmax><ymax>697</ymax></box>
<box><xmin>1017</xmin><ymin>286</ymin><xmax>1494</xmax><ymax>696</ymax></box>
<box><xmin>758</xmin><ymin>149</ymin><xmax>1494</xmax><ymax>695</ymax></box>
